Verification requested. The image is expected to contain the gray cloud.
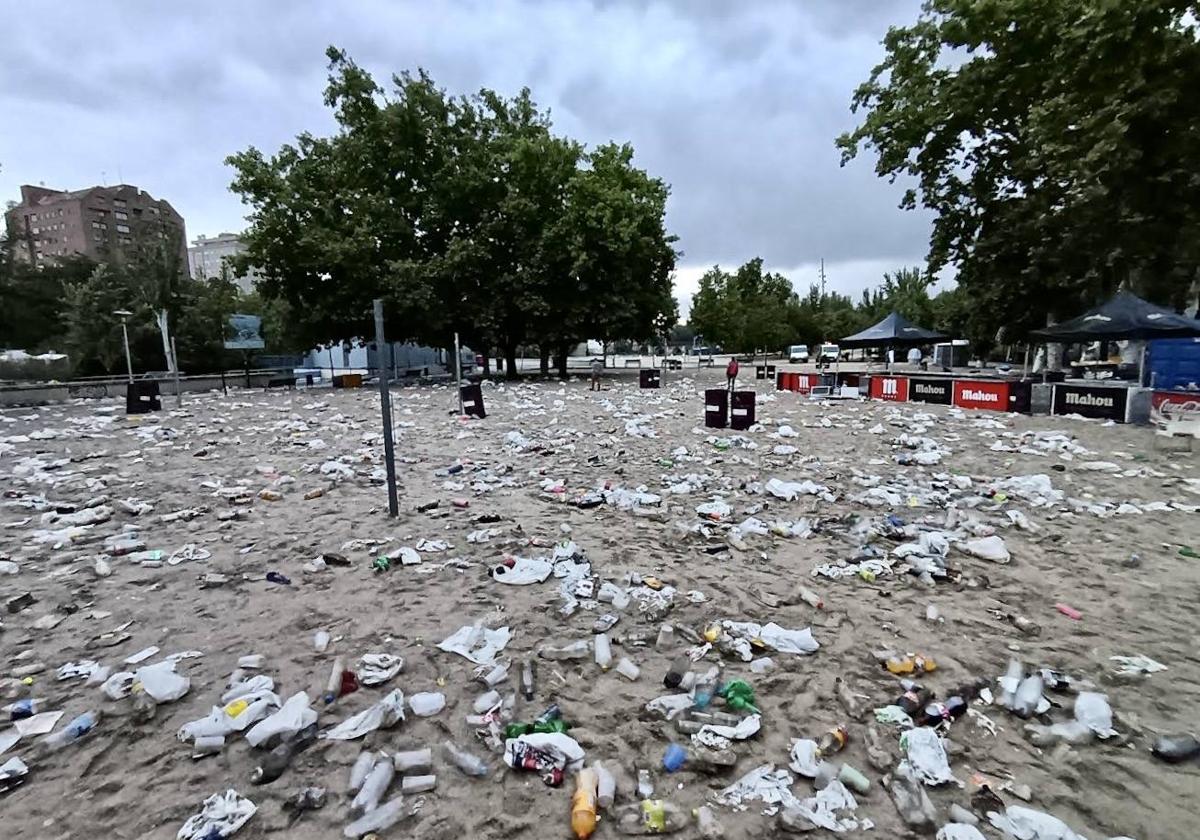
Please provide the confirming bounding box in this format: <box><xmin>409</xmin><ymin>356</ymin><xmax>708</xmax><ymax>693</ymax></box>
<box><xmin>0</xmin><ymin>0</ymin><xmax>933</xmax><ymax>304</ymax></box>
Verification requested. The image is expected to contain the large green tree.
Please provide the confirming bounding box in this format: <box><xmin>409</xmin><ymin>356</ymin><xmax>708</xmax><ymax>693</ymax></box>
<box><xmin>837</xmin><ymin>0</ymin><xmax>1200</xmax><ymax>341</ymax></box>
<box><xmin>227</xmin><ymin>47</ymin><xmax>677</xmax><ymax>378</ymax></box>
<box><xmin>688</xmin><ymin>258</ymin><xmax>797</xmax><ymax>353</ymax></box>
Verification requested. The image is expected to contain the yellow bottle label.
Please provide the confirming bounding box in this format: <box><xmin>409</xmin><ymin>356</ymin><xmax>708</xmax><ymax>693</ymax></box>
<box><xmin>643</xmin><ymin>799</ymin><xmax>666</xmax><ymax>832</ymax></box>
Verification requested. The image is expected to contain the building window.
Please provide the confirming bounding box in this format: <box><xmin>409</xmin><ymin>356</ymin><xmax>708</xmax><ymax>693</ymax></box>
<box><xmin>93</xmin><ymin>233</ymin><xmax>102</xmax><ymax>241</ymax></box>
<box><xmin>30</xmin><ymin>214</ymin><xmax>37</xmax><ymax>221</ymax></box>
<box><xmin>119</xmin><ymin>237</ymin><xmax>132</xmax><ymax>245</ymax></box>
<box><xmin>114</xmin><ymin>211</ymin><xmax>128</xmax><ymax>221</ymax></box>
<box><xmin>113</xmin><ymin>199</ymin><xmax>126</xmax><ymax>208</ymax></box>
<box><xmin>116</xmin><ymin>224</ymin><xmax>130</xmax><ymax>234</ymax></box>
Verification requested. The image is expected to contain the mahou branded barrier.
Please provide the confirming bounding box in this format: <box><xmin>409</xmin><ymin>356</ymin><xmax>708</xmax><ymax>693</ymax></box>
<box><xmin>952</xmin><ymin>379</ymin><xmax>1010</xmax><ymax>411</ymax></box>
<box><xmin>868</xmin><ymin>376</ymin><xmax>909</xmax><ymax>402</ymax></box>
<box><xmin>1051</xmin><ymin>384</ymin><xmax>1128</xmax><ymax>422</ymax></box>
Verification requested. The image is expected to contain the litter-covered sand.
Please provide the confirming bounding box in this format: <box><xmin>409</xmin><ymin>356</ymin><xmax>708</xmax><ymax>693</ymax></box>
<box><xmin>1</xmin><ymin>370</ymin><xmax>1197</xmax><ymax>839</ymax></box>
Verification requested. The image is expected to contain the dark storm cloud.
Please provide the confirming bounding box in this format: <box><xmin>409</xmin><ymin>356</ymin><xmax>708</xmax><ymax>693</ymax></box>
<box><xmin>0</xmin><ymin>0</ymin><xmax>933</xmax><ymax>303</ymax></box>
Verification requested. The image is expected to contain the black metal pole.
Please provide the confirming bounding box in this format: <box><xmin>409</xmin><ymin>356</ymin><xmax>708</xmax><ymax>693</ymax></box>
<box><xmin>374</xmin><ymin>299</ymin><xmax>399</xmax><ymax>517</ymax></box>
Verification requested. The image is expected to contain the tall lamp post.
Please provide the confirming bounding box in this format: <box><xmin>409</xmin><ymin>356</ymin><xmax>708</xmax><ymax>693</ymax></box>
<box><xmin>113</xmin><ymin>309</ymin><xmax>133</xmax><ymax>383</ymax></box>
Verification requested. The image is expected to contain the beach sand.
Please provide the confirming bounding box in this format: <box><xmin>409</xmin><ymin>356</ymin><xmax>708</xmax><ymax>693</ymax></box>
<box><xmin>1</xmin><ymin>370</ymin><xmax>1197</xmax><ymax>839</ymax></box>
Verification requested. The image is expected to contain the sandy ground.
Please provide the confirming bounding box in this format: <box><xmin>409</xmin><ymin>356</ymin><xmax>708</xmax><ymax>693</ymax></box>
<box><xmin>1</xmin><ymin>369</ymin><xmax>1198</xmax><ymax>840</ymax></box>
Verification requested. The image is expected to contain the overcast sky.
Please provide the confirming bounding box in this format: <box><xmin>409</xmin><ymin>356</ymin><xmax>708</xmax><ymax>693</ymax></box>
<box><xmin>0</xmin><ymin>0</ymin><xmax>937</xmax><ymax>315</ymax></box>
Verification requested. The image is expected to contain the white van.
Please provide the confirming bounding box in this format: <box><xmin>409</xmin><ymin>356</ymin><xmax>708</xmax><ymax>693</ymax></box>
<box><xmin>818</xmin><ymin>343</ymin><xmax>840</xmax><ymax>362</ymax></box>
<box><xmin>788</xmin><ymin>344</ymin><xmax>810</xmax><ymax>363</ymax></box>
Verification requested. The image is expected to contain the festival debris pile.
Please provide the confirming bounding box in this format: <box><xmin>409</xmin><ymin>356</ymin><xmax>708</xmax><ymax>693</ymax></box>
<box><xmin>1</xmin><ymin>372</ymin><xmax>1197</xmax><ymax>839</ymax></box>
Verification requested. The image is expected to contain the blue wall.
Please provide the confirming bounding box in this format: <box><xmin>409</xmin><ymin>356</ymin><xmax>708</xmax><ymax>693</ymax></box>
<box><xmin>1149</xmin><ymin>338</ymin><xmax>1200</xmax><ymax>391</ymax></box>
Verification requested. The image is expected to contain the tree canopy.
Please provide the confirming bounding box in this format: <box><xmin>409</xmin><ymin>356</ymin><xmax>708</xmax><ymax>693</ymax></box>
<box><xmin>227</xmin><ymin>48</ymin><xmax>677</xmax><ymax>377</ymax></box>
<box><xmin>837</xmin><ymin>0</ymin><xmax>1200</xmax><ymax>340</ymax></box>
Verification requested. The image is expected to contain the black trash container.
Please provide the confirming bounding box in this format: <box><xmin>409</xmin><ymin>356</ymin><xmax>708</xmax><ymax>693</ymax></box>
<box><xmin>125</xmin><ymin>381</ymin><xmax>161</xmax><ymax>415</ymax></box>
<box><xmin>730</xmin><ymin>390</ymin><xmax>756</xmax><ymax>430</ymax></box>
<box><xmin>704</xmin><ymin>388</ymin><xmax>728</xmax><ymax>428</ymax></box>
<box><xmin>640</xmin><ymin>369</ymin><xmax>661</xmax><ymax>389</ymax></box>
<box><xmin>460</xmin><ymin>383</ymin><xmax>487</xmax><ymax>418</ymax></box>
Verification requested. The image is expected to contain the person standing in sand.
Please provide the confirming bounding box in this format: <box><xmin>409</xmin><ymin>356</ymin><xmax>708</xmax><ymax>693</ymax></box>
<box><xmin>590</xmin><ymin>357</ymin><xmax>603</xmax><ymax>391</ymax></box>
<box><xmin>726</xmin><ymin>357</ymin><xmax>739</xmax><ymax>394</ymax></box>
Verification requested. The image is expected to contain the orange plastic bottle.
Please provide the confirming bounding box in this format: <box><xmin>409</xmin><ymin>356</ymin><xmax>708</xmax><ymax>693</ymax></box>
<box><xmin>571</xmin><ymin>768</ymin><xmax>599</xmax><ymax>838</ymax></box>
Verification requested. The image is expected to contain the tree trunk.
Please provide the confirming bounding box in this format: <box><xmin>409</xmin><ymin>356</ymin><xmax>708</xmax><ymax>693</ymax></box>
<box><xmin>539</xmin><ymin>344</ymin><xmax>550</xmax><ymax>376</ymax></box>
<box><xmin>555</xmin><ymin>345</ymin><xmax>570</xmax><ymax>379</ymax></box>
<box><xmin>504</xmin><ymin>345</ymin><xmax>519</xmax><ymax>380</ymax></box>
<box><xmin>1044</xmin><ymin>313</ymin><xmax>1064</xmax><ymax>371</ymax></box>
<box><xmin>482</xmin><ymin>353</ymin><xmax>491</xmax><ymax>377</ymax></box>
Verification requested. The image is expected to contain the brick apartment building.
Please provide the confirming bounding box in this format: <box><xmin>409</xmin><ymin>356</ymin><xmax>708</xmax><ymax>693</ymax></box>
<box><xmin>4</xmin><ymin>183</ymin><xmax>188</xmax><ymax>272</ymax></box>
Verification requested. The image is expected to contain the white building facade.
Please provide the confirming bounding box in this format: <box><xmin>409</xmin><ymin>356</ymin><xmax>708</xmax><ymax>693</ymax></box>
<box><xmin>187</xmin><ymin>232</ymin><xmax>259</xmax><ymax>293</ymax></box>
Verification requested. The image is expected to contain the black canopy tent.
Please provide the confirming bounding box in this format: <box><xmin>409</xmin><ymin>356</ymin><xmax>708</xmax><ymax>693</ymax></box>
<box><xmin>840</xmin><ymin>312</ymin><xmax>948</xmax><ymax>348</ymax></box>
<box><xmin>1029</xmin><ymin>291</ymin><xmax>1200</xmax><ymax>343</ymax></box>
<box><xmin>1030</xmin><ymin>292</ymin><xmax>1200</xmax><ymax>383</ymax></box>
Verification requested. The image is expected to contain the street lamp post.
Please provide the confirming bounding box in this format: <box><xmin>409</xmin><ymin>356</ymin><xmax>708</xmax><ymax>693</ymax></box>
<box><xmin>113</xmin><ymin>309</ymin><xmax>133</xmax><ymax>383</ymax></box>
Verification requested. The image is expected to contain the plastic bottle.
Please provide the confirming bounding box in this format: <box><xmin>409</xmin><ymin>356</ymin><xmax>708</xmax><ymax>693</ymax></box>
<box><xmin>393</xmin><ymin>747</ymin><xmax>433</xmax><ymax>773</ymax></box>
<box><xmin>350</xmin><ymin>751</ymin><xmax>376</xmax><ymax>792</ymax></box>
<box><xmin>521</xmin><ymin>659</ymin><xmax>536</xmax><ymax>700</ymax></box>
<box><xmin>696</xmin><ymin>805</ymin><xmax>725</xmax><ymax>839</ymax></box>
<box><xmin>816</xmin><ymin>725</ymin><xmax>848</xmax><ymax>758</ymax></box>
<box><xmin>324</xmin><ymin>656</ymin><xmax>345</xmax><ymax>704</ymax></box>
<box><xmin>889</xmin><ymin>763</ymin><xmax>937</xmax><ymax>830</ymax></box>
<box><xmin>637</xmin><ymin>767</ymin><xmax>654</xmax><ymax>797</ymax></box>
<box><xmin>442</xmin><ymin>740</ymin><xmax>489</xmax><ymax>777</ymax></box>
<box><xmin>692</xmin><ymin>668</ymin><xmax>718</xmax><ymax>709</ymax></box>
<box><xmin>594</xmin><ymin>634</ymin><xmax>613</xmax><ymax>670</ymax></box>
<box><xmin>474</xmin><ymin>690</ymin><xmax>502</xmax><ymax>713</ymax></box>
<box><xmin>593</xmin><ymin>761</ymin><xmax>616</xmax><ymax>808</ymax></box>
<box><xmin>1008</xmin><ymin>614</ymin><xmax>1042</xmax><ymax>636</ymax></box>
<box><xmin>351</xmin><ymin>758</ymin><xmax>395</xmax><ymax>815</ymax></box>
<box><xmin>343</xmin><ymin>795</ymin><xmax>405</xmax><ymax>838</ymax></box>
<box><xmin>616</xmin><ymin>800</ymin><xmax>687</xmax><ymax>834</ymax></box>
<box><xmin>1151</xmin><ymin>734</ymin><xmax>1200</xmax><ymax>763</ymax></box>
<box><xmin>480</xmin><ymin>663</ymin><xmax>508</xmax><ymax>687</ymax></box>
<box><xmin>1012</xmin><ymin>673</ymin><xmax>1044</xmax><ymax>718</ymax></box>
<box><xmin>663</xmin><ymin>656</ymin><xmax>690</xmax><ymax>690</ymax></box>
<box><xmin>131</xmin><ymin>684</ymin><xmax>157</xmax><ymax>723</ymax></box>
<box><xmin>539</xmin><ymin>640</ymin><xmax>590</xmax><ymax>660</ymax></box>
<box><xmin>572</xmin><ymin>767</ymin><xmax>599</xmax><ymax>838</ymax></box>
<box><xmin>797</xmin><ymin>586</ymin><xmax>824</xmax><ymax>609</ymax></box>
<box><xmin>252</xmin><ymin>724</ymin><xmax>317</xmax><ymax>785</ymax></box>
<box><xmin>837</xmin><ymin>763</ymin><xmax>870</xmax><ymax>794</ymax></box>
<box><xmin>834</xmin><ymin>677</ymin><xmax>862</xmax><ymax>719</ymax></box>
<box><xmin>38</xmin><ymin>710</ymin><xmax>100</xmax><ymax>753</ymax></box>
<box><xmin>615</xmin><ymin>658</ymin><xmax>640</xmax><ymax>681</ymax></box>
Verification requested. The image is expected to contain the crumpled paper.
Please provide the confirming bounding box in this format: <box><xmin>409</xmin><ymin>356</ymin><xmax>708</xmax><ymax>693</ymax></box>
<box><xmin>693</xmin><ymin>713</ymin><xmax>761</xmax><ymax>749</ymax></box>
<box><xmin>436</xmin><ymin>623</ymin><xmax>512</xmax><ymax>666</ymax></box>
<box><xmin>177</xmin><ymin>789</ymin><xmax>256</xmax><ymax>840</ymax></box>
<box><xmin>722</xmin><ymin>621</ymin><xmax>819</xmax><ymax>656</ymax></box>
<box><xmin>645</xmin><ymin>694</ymin><xmax>695</xmax><ymax>721</ymax></box>
<box><xmin>356</xmin><ymin>653</ymin><xmax>404</xmax><ymax>686</ymax></box>
<box><xmin>321</xmin><ymin>689</ymin><xmax>405</xmax><ymax>740</ymax></box>
<box><xmin>503</xmin><ymin>731</ymin><xmax>585</xmax><ymax>773</ymax></box>
<box><xmin>780</xmin><ymin>780</ymin><xmax>866</xmax><ymax>833</ymax></box>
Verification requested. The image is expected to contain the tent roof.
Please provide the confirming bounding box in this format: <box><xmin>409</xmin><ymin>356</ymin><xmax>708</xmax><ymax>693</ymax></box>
<box><xmin>839</xmin><ymin>312</ymin><xmax>947</xmax><ymax>348</ymax></box>
<box><xmin>1030</xmin><ymin>291</ymin><xmax>1200</xmax><ymax>343</ymax></box>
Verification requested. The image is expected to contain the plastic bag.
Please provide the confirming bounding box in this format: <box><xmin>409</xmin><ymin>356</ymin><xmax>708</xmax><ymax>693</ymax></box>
<box><xmin>409</xmin><ymin>692</ymin><xmax>446</xmax><ymax>717</ymax></box>
<box><xmin>759</xmin><ymin>622</ymin><xmax>820</xmax><ymax>655</ymax></box>
<box><xmin>136</xmin><ymin>660</ymin><xmax>191</xmax><ymax>703</ymax></box>
<box><xmin>245</xmin><ymin>691</ymin><xmax>317</xmax><ymax>748</ymax></box>
<box><xmin>177</xmin><ymin>789</ymin><xmax>256</xmax><ymax>840</ymax></box>
<box><xmin>436</xmin><ymin>623</ymin><xmax>512</xmax><ymax>666</ymax></box>
<box><xmin>987</xmin><ymin>805</ymin><xmax>1088</xmax><ymax>840</ymax></box>
<box><xmin>321</xmin><ymin>689</ymin><xmax>405</xmax><ymax>740</ymax></box>
<box><xmin>937</xmin><ymin>823</ymin><xmax>987</xmax><ymax>840</ymax></box>
<box><xmin>789</xmin><ymin>738</ymin><xmax>820</xmax><ymax>778</ymax></box>
<box><xmin>901</xmin><ymin>728</ymin><xmax>960</xmax><ymax>786</ymax></box>
<box><xmin>1073</xmin><ymin>692</ymin><xmax>1116</xmax><ymax>739</ymax></box>
<box><xmin>356</xmin><ymin>653</ymin><xmax>403</xmax><ymax>686</ymax></box>
<box><xmin>490</xmin><ymin>557</ymin><xmax>553</xmax><ymax>585</ymax></box>
<box><xmin>959</xmin><ymin>535</ymin><xmax>1011</xmax><ymax>564</ymax></box>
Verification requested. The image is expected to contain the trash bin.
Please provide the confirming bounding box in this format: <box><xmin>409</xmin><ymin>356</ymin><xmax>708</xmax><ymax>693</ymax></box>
<box><xmin>125</xmin><ymin>381</ymin><xmax>161</xmax><ymax>415</ymax></box>
<box><xmin>766</xmin><ymin>364</ymin><xmax>777</xmax><ymax>379</ymax></box>
<box><xmin>460</xmin><ymin>383</ymin><xmax>486</xmax><ymax>418</ymax></box>
<box><xmin>704</xmin><ymin>389</ymin><xmax>728</xmax><ymax>429</ymax></box>
<box><xmin>639</xmin><ymin>369</ymin><xmax>661</xmax><ymax>389</ymax></box>
<box><xmin>730</xmin><ymin>390</ymin><xmax>756</xmax><ymax>430</ymax></box>
<box><xmin>755</xmin><ymin>365</ymin><xmax>766</xmax><ymax>380</ymax></box>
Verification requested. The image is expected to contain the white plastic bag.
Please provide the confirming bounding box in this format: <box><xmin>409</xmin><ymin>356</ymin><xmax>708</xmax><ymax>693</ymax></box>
<box><xmin>177</xmin><ymin>789</ymin><xmax>256</xmax><ymax>840</ymax></box>
<box><xmin>959</xmin><ymin>535</ymin><xmax>1011</xmax><ymax>564</ymax></box>
<box><xmin>490</xmin><ymin>557</ymin><xmax>553</xmax><ymax>585</ymax></box>
<box><xmin>409</xmin><ymin>692</ymin><xmax>446</xmax><ymax>717</ymax></box>
<box><xmin>789</xmin><ymin>738</ymin><xmax>820</xmax><ymax>778</ymax></box>
<box><xmin>759</xmin><ymin>623</ymin><xmax>820</xmax><ymax>655</ymax></box>
<box><xmin>356</xmin><ymin>653</ymin><xmax>403</xmax><ymax>686</ymax></box>
<box><xmin>987</xmin><ymin>805</ymin><xmax>1088</xmax><ymax>840</ymax></box>
<box><xmin>321</xmin><ymin>689</ymin><xmax>405</xmax><ymax>740</ymax></box>
<box><xmin>1073</xmin><ymin>692</ymin><xmax>1116</xmax><ymax>739</ymax></box>
<box><xmin>937</xmin><ymin>824</ymin><xmax>987</xmax><ymax>840</ymax></box>
<box><xmin>136</xmin><ymin>660</ymin><xmax>191</xmax><ymax>703</ymax></box>
<box><xmin>902</xmin><ymin>728</ymin><xmax>960</xmax><ymax>786</ymax></box>
<box><xmin>245</xmin><ymin>691</ymin><xmax>317</xmax><ymax>747</ymax></box>
<box><xmin>436</xmin><ymin>623</ymin><xmax>511</xmax><ymax>665</ymax></box>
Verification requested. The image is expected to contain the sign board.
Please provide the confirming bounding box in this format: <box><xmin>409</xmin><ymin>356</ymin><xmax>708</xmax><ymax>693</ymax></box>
<box><xmin>1052</xmin><ymin>384</ymin><xmax>1128</xmax><ymax>421</ymax></box>
<box><xmin>908</xmin><ymin>377</ymin><xmax>953</xmax><ymax>405</ymax></box>
<box><xmin>1151</xmin><ymin>390</ymin><xmax>1200</xmax><ymax>412</ymax></box>
<box><xmin>953</xmin><ymin>380</ymin><xmax>1010</xmax><ymax>411</ymax></box>
<box><xmin>868</xmin><ymin>376</ymin><xmax>909</xmax><ymax>402</ymax></box>
<box><xmin>224</xmin><ymin>314</ymin><xmax>265</xmax><ymax>350</ymax></box>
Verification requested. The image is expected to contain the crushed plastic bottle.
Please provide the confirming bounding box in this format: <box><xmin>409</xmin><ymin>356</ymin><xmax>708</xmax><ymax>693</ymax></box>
<box><xmin>343</xmin><ymin>795</ymin><xmax>405</xmax><ymax>838</ymax></box>
<box><xmin>349</xmin><ymin>750</ymin><xmax>376</xmax><ymax>792</ymax></box>
<box><xmin>442</xmin><ymin>740</ymin><xmax>489</xmax><ymax>776</ymax></box>
<box><xmin>521</xmin><ymin>658</ymin><xmax>536</xmax><ymax>700</ymax></box>
<box><xmin>393</xmin><ymin>747</ymin><xmax>433</xmax><ymax>773</ymax></box>
<box><xmin>540</xmin><ymin>640</ymin><xmax>590</xmax><ymax>661</ymax></box>
<box><xmin>594</xmin><ymin>761</ymin><xmax>616</xmax><ymax>808</ymax></box>
<box><xmin>350</xmin><ymin>755</ymin><xmax>395</xmax><ymax>815</ymax></box>
<box><xmin>616</xmin><ymin>799</ymin><xmax>686</xmax><ymax>834</ymax></box>
<box><xmin>38</xmin><ymin>710</ymin><xmax>100</xmax><ymax>754</ymax></box>
<box><xmin>889</xmin><ymin>763</ymin><xmax>938</xmax><ymax>829</ymax></box>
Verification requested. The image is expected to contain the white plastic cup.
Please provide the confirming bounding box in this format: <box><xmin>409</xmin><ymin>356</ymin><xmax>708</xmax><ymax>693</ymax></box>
<box><xmin>594</xmin><ymin>634</ymin><xmax>612</xmax><ymax>670</ymax></box>
<box><xmin>615</xmin><ymin>658</ymin><xmax>640</xmax><ymax>681</ymax></box>
<box><xmin>191</xmin><ymin>735</ymin><xmax>224</xmax><ymax>757</ymax></box>
<box><xmin>393</xmin><ymin>747</ymin><xmax>433</xmax><ymax>773</ymax></box>
<box><xmin>401</xmin><ymin>774</ymin><xmax>437</xmax><ymax>793</ymax></box>
<box><xmin>314</xmin><ymin>630</ymin><xmax>331</xmax><ymax>652</ymax></box>
<box><xmin>473</xmin><ymin>690</ymin><xmax>501</xmax><ymax>713</ymax></box>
